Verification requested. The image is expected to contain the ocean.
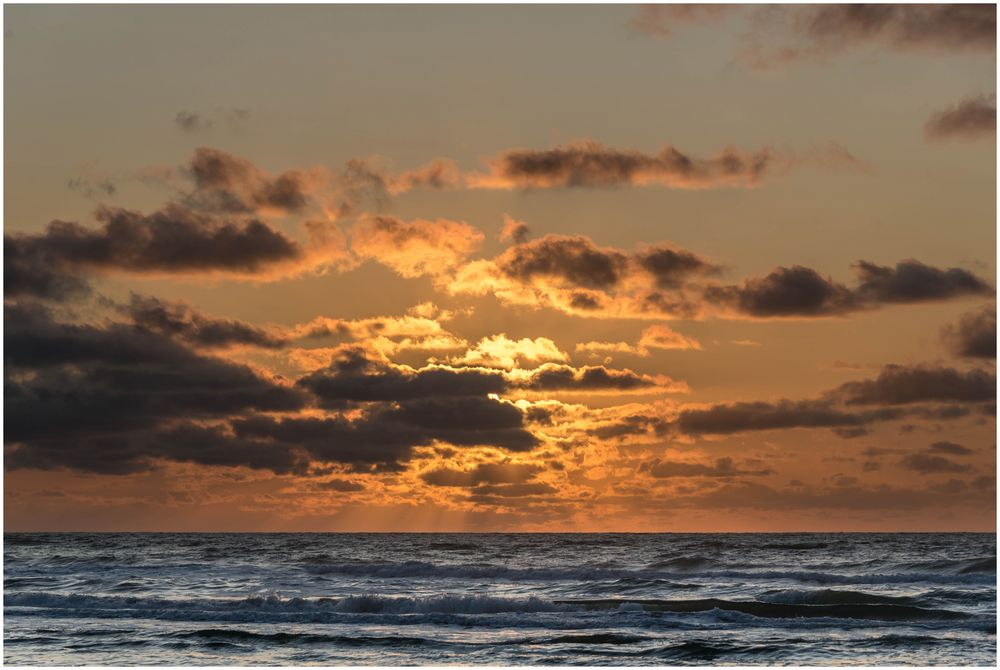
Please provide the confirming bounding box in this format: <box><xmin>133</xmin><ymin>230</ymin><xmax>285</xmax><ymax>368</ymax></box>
<box><xmin>3</xmin><ymin>533</ymin><xmax>996</xmax><ymax>666</ymax></box>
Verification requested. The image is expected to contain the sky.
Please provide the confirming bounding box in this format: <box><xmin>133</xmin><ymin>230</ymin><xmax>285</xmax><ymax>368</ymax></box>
<box><xmin>4</xmin><ymin>4</ymin><xmax>997</xmax><ymax>532</ymax></box>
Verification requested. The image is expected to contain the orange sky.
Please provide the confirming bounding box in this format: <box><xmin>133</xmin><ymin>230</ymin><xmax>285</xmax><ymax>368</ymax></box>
<box><xmin>4</xmin><ymin>4</ymin><xmax>997</xmax><ymax>531</ymax></box>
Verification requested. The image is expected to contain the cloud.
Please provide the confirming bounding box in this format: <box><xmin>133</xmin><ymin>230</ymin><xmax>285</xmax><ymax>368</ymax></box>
<box><xmin>829</xmin><ymin>364</ymin><xmax>996</xmax><ymax>406</ymax></box>
<box><xmin>4</xmin><ymin>237</ymin><xmax>92</xmax><ymax>301</ymax></box>
<box><xmin>640</xmin><ymin>456</ymin><xmax>773</xmax><ymax>478</ymax></box>
<box><xmin>450</xmin><ymin>229</ymin><xmax>990</xmax><ymax>322</ymax></box>
<box><xmin>510</xmin><ymin>362</ymin><xmax>688</xmax><ymax>395</ymax></box>
<box><xmin>174</xmin><ymin>108</ymin><xmax>251</xmax><ymax>133</ymax></box>
<box><xmin>928</xmin><ymin>441</ymin><xmax>975</xmax><ymax>456</ymax></box>
<box><xmin>448</xmin><ymin>334</ymin><xmax>567</xmax><ymax>369</ymax></box>
<box><xmin>941</xmin><ymin>305</ymin><xmax>996</xmax><ymax>358</ymax></box>
<box><xmin>122</xmin><ymin>294</ymin><xmax>288</xmax><ymax>349</ymax></box>
<box><xmin>67</xmin><ymin>169</ymin><xmax>116</xmax><ymax>199</ymax></box>
<box><xmin>577</xmin><ymin>324</ymin><xmax>702</xmax><ymax>357</ymax></box>
<box><xmin>231</xmin><ymin>396</ymin><xmax>540</xmax><ymax>472</ymax></box>
<box><xmin>632</xmin><ymin>5</ymin><xmax>996</xmax><ymax>69</ymax></box>
<box><xmin>186</xmin><ymin>147</ymin><xmax>313</xmax><ymax>214</ymax></box>
<box><xmin>387</xmin><ymin>159</ymin><xmax>462</xmax><ymax>193</ymax></box>
<box><xmin>5</xmin><ymin>309</ymin><xmax>556</xmax><ymax>475</ymax></box>
<box><xmin>666</xmin><ymin>362</ymin><xmax>994</xmax><ymax>438</ymax></box>
<box><xmin>496</xmin><ymin>235</ymin><xmax>630</xmax><ymax>289</ymax></box>
<box><xmin>298</xmin><ymin>348</ymin><xmax>508</xmax><ymax>409</ymax></box>
<box><xmin>638</xmin><ymin>246</ymin><xmax>720</xmax><ymax>289</ymax></box>
<box><xmin>6</xmin><ymin>201</ymin><xmax>354</xmax><ymax>287</ymax></box>
<box><xmin>299</xmin><ymin>347</ymin><xmax>685</xmax><ymax>408</ymax></box>
<box><xmin>628</xmin><ymin>4</ymin><xmax>736</xmax><ymax>38</ymax></box>
<box><xmin>289</xmin><ymin>305</ymin><xmax>467</xmax><ymax>360</ymax></box>
<box><xmin>499</xmin><ymin>214</ymin><xmax>530</xmax><ymax>244</ymax></box>
<box><xmin>707</xmin><ymin>260</ymin><xmax>993</xmax><ymax>318</ymax></box>
<box><xmin>468</xmin><ymin>482</ymin><xmax>558</xmax><ymax>499</ymax></box>
<box><xmin>4</xmin><ymin>204</ymin><xmax>325</xmax><ymax>281</ymax></box>
<box><xmin>420</xmin><ymin>462</ymin><xmax>542</xmax><ymax>487</ymax></box>
<box><xmin>5</xmin><ymin>302</ymin><xmax>307</xmax><ymax>473</ymax></box>
<box><xmin>316</xmin><ymin>478</ymin><xmax>365</xmax><ymax>492</ymax></box>
<box><xmin>175</xmin><ymin>111</ymin><xmax>210</xmax><ymax>133</ymax></box>
<box><xmin>705</xmin><ymin>266</ymin><xmax>859</xmax><ymax>317</ymax></box>
<box><xmin>350</xmin><ymin>214</ymin><xmax>484</xmax><ymax>278</ymax></box>
<box><xmin>675</xmin><ymin>399</ymin><xmax>896</xmax><ymax>435</ymax></box>
<box><xmin>899</xmin><ymin>452</ymin><xmax>975</xmax><ymax>475</ymax></box>
<box><xmin>466</xmin><ymin>140</ymin><xmax>776</xmax><ymax>190</ymax></box>
<box><xmin>448</xmin><ymin>234</ymin><xmax>714</xmax><ymax>320</ymax></box>
<box><xmin>925</xmin><ymin>93</ymin><xmax>997</xmax><ymax>142</ymax></box>
<box><xmin>662</xmin><ymin>478</ymin><xmax>993</xmax><ymax>512</ymax></box>
<box><xmin>739</xmin><ymin>5</ymin><xmax>995</xmax><ymax>68</ymax></box>
<box><xmin>795</xmin><ymin>4</ymin><xmax>996</xmax><ymax>54</ymax></box>
<box><xmin>853</xmin><ymin>259</ymin><xmax>994</xmax><ymax>304</ymax></box>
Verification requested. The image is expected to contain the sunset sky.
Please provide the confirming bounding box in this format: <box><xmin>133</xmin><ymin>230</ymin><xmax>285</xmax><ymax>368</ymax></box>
<box><xmin>4</xmin><ymin>4</ymin><xmax>997</xmax><ymax>531</ymax></box>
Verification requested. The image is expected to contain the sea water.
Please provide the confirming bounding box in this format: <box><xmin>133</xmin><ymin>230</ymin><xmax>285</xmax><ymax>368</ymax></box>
<box><xmin>3</xmin><ymin>532</ymin><xmax>996</xmax><ymax>665</ymax></box>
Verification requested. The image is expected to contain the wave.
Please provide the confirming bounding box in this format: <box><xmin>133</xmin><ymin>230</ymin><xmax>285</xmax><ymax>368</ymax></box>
<box><xmin>6</xmin><ymin>591</ymin><xmax>970</xmax><ymax>623</ymax></box>
<box><xmin>557</xmin><ymin>598</ymin><xmax>969</xmax><ymax>621</ymax></box>
<box><xmin>900</xmin><ymin>556</ymin><xmax>996</xmax><ymax>575</ymax></box>
<box><xmin>298</xmin><ymin>559</ymin><xmax>995</xmax><ymax>586</ymax></box>
<box><xmin>758</xmin><ymin>589</ymin><xmax>918</xmax><ymax>606</ymax></box>
<box><xmin>645</xmin><ymin>556</ymin><xmax>716</xmax><ymax>571</ymax></box>
<box><xmin>5</xmin><ymin>592</ymin><xmax>570</xmax><ymax>616</ymax></box>
<box><xmin>173</xmin><ymin>628</ymin><xmax>438</xmax><ymax>647</ymax></box>
<box><xmin>760</xmin><ymin>542</ymin><xmax>830</xmax><ymax>550</ymax></box>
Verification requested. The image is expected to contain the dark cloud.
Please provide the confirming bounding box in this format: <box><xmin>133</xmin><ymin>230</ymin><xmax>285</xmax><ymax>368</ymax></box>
<box><xmin>640</xmin><ymin>456</ymin><xmax>772</xmax><ymax>478</ymax></box>
<box><xmin>4</xmin><ymin>236</ymin><xmax>91</xmax><ymax>301</ymax></box>
<box><xmin>929</xmin><ymin>441</ymin><xmax>975</xmax><ymax>456</ymax></box>
<box><xmin>705</xmin><ymin>266</ymin><xmax>858</xmax><ymax>317</ymax></box>
<box><xmin>830</xmin><ymin>364</ymin><xmax>996</xmax><ymax>406</ymax></box>
<box><xmin>516</xmin><ymin>363</ymin><xmax>669</xmax><ymax>393</ymax></box>
<box><xmin>5</xmin><ymin>303</ymin><xmax>307</xmax><ymax>473</ymax></box>
<box><xmin>675</xmin><ymin>399</ymin><xmax>899</xmax><ymax>435</ymax></box>
<box><xmin>187</xmin><ymin>148</ymin><xmax>310</xmax><ymax>214</ymax></box>
<box><xmin>317</xmin><ymin>478</ymin><xmax>365</xmax><ymax>492</ymax></box>
<box><xmin>637</xmin><ymin>245</ymin><xmax>718</xmax><ymax>289</ymax></box>
<box><xmin>421</xmin><ymin>463</ymin><xmax>542</xmax><ymax>487</ymax></box>
<box><xmin>853</xmin><ymin>259</ymin><xmax>993</xmax><ymax>304</ymax></box>
<box><xmin>233</xmin><ymin>397</ymin><xmax>539</xmax><ymax>472</ymax></box>
<box><xmin>5</xmin><ymin>423</ymin><xmax>308</xmax><ymax>476</ymax></box>
<box><xmin>122</xmin><ymin>294</ymin><xmax>287</xmax><ymax>349</ymax></box>
<box><xmin>299</xmin><ymin>349</ymin><xmax>671</xmax><ymax>410</ymax></box>
<box><xmin>568</xmin><ymin>292</ymin><xmax>603</xmax><ymax>311</ymax></box>
<box><xmin>4</xmin><ymin>204</ymin><xmax>302</xmax><ymax>281</ymax></box>
<box><xmin>587</xmin><ymin>415</ymin><xmax>671</xmax><ymax>440</ymax></box>
<box><xmin>298</xmin><ymin>349</ymin><xmax>507</xmax><ymax>409</ymax></box>
<box><xmin>705</xmin><ymin>260</ymin><xmax>992</xmax><ymax>318</ymax></box>
<box><xmin>899</xmin><ymin>452</ymin><xmax>975</xmax><ymax>475</ymax></box>
<box><xmin>174</xmin><ymin>109</ymin><xmax>251</xmax><ymax>133</ymax></box>
<box><xmin>497</xmin><ymin>235</ymin><xmax>628</xmax><ymax>290</ymax></box>
<box><xmin>831</xmin><ymin>426</ymin><xmax>870</xmax><ymax>439</ymax></box>
<box><xmin>175</xmin><ymin>111</ymin><xmax>209</xmax><ymax>132</ymax></box>
<box><xmin>469</xmin><ymin>483</ymin><xmax>557</xmax><ymax>498</ymax></box>
<box><xmin>925</xmin><ymin>93</ymin><xmax>997</xmax><ymax>142</ymax></box>
<box><xmin>67</xmin><ymin>176</ymin><xmax>116</xmax><ymax>199</ymax></box>
<box><xmin>942</xmin><ymin>306</ymin><xmax>996</xmax><ymax>359</ymax></box>
<box><xmin>476</xmin><ymin>141</ymin><xmax>774</xmax><ymax>190</ymax></box>
<box><xmin>736</xmin><ymin>5</ymin><xmax>996</xmax><ymax>68</ymax></box>
<box><xmin>799</xmin><ymin>4</ymin><xmax>996</xmax><ymax>54</ymax></box>
<box><xmin>494</xmin><ymin>235</ymin><xmax>715</xmax><ymax>300</ymax></box>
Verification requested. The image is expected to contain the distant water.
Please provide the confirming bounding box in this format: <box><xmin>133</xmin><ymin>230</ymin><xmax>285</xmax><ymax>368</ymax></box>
<box><xmin>3</xmin><ymin>533</ymin><xmax>996</xmax><ymax>665</ymax></box>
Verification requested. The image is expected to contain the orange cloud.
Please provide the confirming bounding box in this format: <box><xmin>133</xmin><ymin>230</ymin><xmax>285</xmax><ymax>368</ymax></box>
<box><xmin>350</xmin><ymin>214</ymin><xmax>485</xmax><ymax>278</ymax></box>
<box><xmin>577</xmin><ymin>324</ymin><xmax>702</xmax><ymax>357</ymax></box>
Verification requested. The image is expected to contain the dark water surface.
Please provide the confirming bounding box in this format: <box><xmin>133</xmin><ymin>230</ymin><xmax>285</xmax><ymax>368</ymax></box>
<box><xmin>3</xmin><ymin>533</ymin><xmax>996</xmax><ymax>665</ymax></box>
